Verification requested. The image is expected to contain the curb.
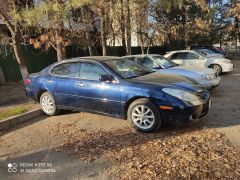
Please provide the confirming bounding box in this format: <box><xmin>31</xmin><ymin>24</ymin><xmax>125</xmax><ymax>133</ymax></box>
<box><xmin>0</xmin><ymin>108</ymin><xmax>43</xmax><ymax>131</ymax></box>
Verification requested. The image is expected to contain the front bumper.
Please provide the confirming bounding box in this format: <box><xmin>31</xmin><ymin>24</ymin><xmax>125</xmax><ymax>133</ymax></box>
<box><xmin>222</xmin><ymin>63</ymin><xmax>234</xmax><ymax>73</ymax></box>
<box><xmin>200</xmin><ymin>77</ymin><xmax>221</xmax><ymax>90</ymax></box>
<box><xmin>160</xmin><ymin>98</ymin><xmax>211</xmax><ymax>125</ymax></box>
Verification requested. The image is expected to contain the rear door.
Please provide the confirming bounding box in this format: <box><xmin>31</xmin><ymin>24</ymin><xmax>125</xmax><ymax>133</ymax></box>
<box><xmin>50</xmin><ymin>62</ymin><xmax>80</xmax><ymax>108</ymax></box>
<box><xmin>76</xmin><ymin>62</ymin><xmax>121</xmax><ymax>116</ymax></box>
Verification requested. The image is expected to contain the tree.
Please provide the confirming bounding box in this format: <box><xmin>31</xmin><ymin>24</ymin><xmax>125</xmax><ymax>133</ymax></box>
<box><xmin>0</xmin><ymin>0</ymin><xmax>28</xmax><ymax>80</ymax></box>
<box><xmin>14</xmin><ymin>0</ymin><xmax>93</xmax><ymax>61</ymax></box>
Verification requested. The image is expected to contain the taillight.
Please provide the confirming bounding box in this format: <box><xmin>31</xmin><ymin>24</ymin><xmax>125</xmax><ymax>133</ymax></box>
<box><xmin>25</xmin><ymin>78</ymin><xmax>31</xmax><ymax>85</ymax></box>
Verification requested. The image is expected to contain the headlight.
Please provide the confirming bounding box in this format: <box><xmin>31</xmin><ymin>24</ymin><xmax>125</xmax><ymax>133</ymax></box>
<box><xmin>202</xmin><ymin>74</ymin><xmax>215</xmax><ymax>80</ymax></box>
<box><xmin>202</xmin><ymin>75</ymin><xmax>211</xmax><ymax>80</ymax></box>
<box><xmin>162</xmin><ymin>88</ymin><xmax>203</xmax><ymax>105</ymax></box>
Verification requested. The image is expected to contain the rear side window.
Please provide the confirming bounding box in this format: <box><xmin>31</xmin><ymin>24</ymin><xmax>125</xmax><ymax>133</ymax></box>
<box><xmin>79</xmin><ymin>62</ymin><xmax>109</xmax><ymax>81</ymax></box>
<box><xmin>170</xmin><ymin>53</ymin><xmax>183</xmax><ymax>60</ymax></box>
<box><xmin>183</xmin><ymin>53</ymin><xmax>200</xmax><ymax>59</ymax></box>
<box><xmin>50</xmin><ymin>63</ymin><xmax>79</xmax><ymax>77</ymax></box>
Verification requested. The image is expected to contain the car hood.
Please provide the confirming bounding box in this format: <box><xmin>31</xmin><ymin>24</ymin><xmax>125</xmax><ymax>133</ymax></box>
<box><xmin>170</xmin><ymin>66</ymin><xmax>215</xmax><ymax>75</ymax></box>
<box><xmin>128</xmin><ymin>72</ymin><xmax>203</xmax><ymax>92</ymax></box>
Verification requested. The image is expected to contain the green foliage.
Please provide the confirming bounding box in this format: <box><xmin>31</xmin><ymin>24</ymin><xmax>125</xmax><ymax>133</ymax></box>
<box><xmin>14</xmin><ymin>0</ymin><xmax>93</xmax><ymax>28</ymax></box>
<box><xmin>0</xmin><ymin>106</ymin><xmax>27</xmax><ymax>120</ymax></box>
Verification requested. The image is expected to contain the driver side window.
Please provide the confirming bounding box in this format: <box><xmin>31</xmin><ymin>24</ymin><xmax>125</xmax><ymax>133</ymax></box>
<box><xmin>79</xmin><ymin>62</ymin><xmax>109</xmax><ymax>81</ymax></box>
<box><xmin>136</xmin><ymin>57</ymin><xmax>157</xmax><ymax>70</ymax></box>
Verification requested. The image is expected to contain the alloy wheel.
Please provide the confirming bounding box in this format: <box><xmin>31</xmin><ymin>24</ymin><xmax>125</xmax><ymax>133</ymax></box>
<box><xmin>131</xmin><ymin>105</ymin><xmax>155</xmax><ymax>129</ymax></box>
<box><xmin>41</xmin><ymin>95</ymin><xmax>54</xmax><ymax>114</ymax></box>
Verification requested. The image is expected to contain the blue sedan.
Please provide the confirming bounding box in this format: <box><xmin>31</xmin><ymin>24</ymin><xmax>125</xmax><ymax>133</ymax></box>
<box><xmin>25</xmin><ymin>57</ymin><xmax>211</xmax><ymax>132</ymax></box>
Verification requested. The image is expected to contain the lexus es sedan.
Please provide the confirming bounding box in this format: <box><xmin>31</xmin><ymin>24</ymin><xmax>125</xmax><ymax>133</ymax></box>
<box><xmin>25</xmin><ymin>57</ymin><xmax>211</xmax><ymax>133</ymax></box>
<box><xmin>164</xmin><ymin>50</ymin><xmax>233</xmax><ymax>74</ymax></box>
<box><xmin>124</xmin><ymin>54</ymin><xmax>220</xmax><ymax>90</ymax></box>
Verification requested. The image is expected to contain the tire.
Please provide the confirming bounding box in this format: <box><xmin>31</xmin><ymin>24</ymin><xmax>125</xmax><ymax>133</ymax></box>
<box><xmin>127</xmin><ymin>98</ymin><xmax>161</xmax><ymax>133</ymax></box>
<box><xmin>40</xmin><ymin>92</ymin><xmax>59</xmax><ymax>116</ymax></box>
<box><xmin>209</xmin><ymin>64</ymin><xmax>222</xmax><ymax>75</ymax></box>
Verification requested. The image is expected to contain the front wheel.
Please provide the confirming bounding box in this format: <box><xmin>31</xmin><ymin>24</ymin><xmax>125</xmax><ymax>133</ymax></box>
<box><xmin>40</xmin><ymin>92</ymin><xmax>59</xmax><ymax>116</ymax></box>
<box><xmin>127</xmin><ymin>98</ymin><xmax>161</xmax><ymax>133</ymax></box>
<box><xmin>209</xmin><ymin>64</ymin><xmax>222</xmax><ymax>75</ymax></box>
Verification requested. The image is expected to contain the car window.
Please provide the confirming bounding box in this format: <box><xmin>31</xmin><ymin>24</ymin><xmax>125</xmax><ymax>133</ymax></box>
<box><xmin>170</xmin><ymin>53</ymin><xmax>183</xmax><ymax>60</ymax></box>
<box><xmin>103</xmin><ymin>59</ymin><xmax>152</xmax><ymax>79</ymax></box>
<box><xmin>153</xmin><ymin>56</ymin><xmax>177</xmax><ymax>68</ymax></box>
<box><xmin>136</xmin><ymin>57</ymin><xmax>157</xmax><ymax>69</ymax></box>
<box><xmin>183</xmin><ymin>52</ymin><xmax>200</xmax><ymax>59</ymax></box>
<box><xmin>79</xmin><ymin>62</ymin><xmax>109</xmax><ymax>81</ymax></box>
<box><xmin>126</xmin><ymin>57</ymin><xmax>135</xmax><ymax>61</ymax></box>
<box><xmin>50</xmin><ymin>62</ymin><xmax>79</xmax><ymax>77</ymax></box>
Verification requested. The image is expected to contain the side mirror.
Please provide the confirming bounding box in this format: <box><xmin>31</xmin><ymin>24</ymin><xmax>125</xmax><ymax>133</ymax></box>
<box><xmin>99</xmin><ymin>75</ymin><xmax>113</xmax><ymax>82</ymax></box>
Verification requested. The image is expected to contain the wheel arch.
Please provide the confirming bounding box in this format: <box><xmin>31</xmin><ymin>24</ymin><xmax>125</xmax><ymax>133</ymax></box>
<box><xmin>208</xmin><ymin>63</ymin><xmax>222</xmax><ymax>69</ymax></box>
<box><xmin>123</xmin><ymin>96</ymin><xmax>150</xmax><ymax>119</ymax></box>
<box><xmin>37</xmin><ymin>89</ymin><xmax>48</xmax><ymax>102</ymax></box>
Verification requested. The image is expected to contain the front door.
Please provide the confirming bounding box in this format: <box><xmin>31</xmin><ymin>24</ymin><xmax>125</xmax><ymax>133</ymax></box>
<box><xmin>77</xmin><ymin>62</ymin><xmax>121</xmax><ymax>116</ymax></box>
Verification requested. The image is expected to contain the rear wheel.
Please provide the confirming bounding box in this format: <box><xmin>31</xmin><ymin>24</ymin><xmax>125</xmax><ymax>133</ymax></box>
<box><xmin>209</xmin><ymin>64</ymin><xmax>222</xmax><ymax>75</ymax></box>
<box><xmin>40</xmin><ymin>92</ymin><xmax>59</xmax><ymax>116</ymax></box>
<box><xmin>127</xmin><ymin>98</ymin><xmax>161</xmax><ymax>133</ymax></box>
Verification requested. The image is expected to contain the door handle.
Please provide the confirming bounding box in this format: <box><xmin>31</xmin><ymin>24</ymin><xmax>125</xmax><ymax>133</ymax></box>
<box><xmin>77</xmin><ymin>83</ymin><xmax>85</xmax><ymax>87</ymax></box>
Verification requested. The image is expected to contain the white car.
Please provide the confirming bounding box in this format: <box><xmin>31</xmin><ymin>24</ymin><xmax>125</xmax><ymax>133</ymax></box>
<box><xmin>164</xmin><ymin>50</ymin><xmax>234</xmax><ymax>74</ymax></box>
<box><xmin>124</xmin><ymin>54</ymin><xmax>221</xmax><ymax>90</ymax></box>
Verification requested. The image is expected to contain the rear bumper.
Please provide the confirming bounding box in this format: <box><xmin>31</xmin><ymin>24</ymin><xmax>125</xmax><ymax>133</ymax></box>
<box><xmin>222</xmin><ymin>63</ymin><xmax>234</xmax><ymax>73</ymax></box>
<box><xmin>25</xmin><ymin>86</ymin><xmax>38</xmax><ymax>101</ymax></box>
<box><xmin>160</xmin><ymin>98</ymin><xmax>211</xmax><ymax>125</ymax></box>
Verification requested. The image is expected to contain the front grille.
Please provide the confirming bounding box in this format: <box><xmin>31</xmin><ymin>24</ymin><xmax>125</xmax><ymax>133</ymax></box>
<box><xmin>195</xmin><ymin>91</ymin><xmax>206</xmax><ymax>99</ymax></box>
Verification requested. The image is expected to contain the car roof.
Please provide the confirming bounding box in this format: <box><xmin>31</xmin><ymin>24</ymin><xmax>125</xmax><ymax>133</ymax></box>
<box><xmin>124</xmin><ymin>54</ymin><xmax>161</xmax><ymax>57</ymax></box>
<box><xmin>78</xmin><ymin>56</ymin><xmax>120</xmax><ymax>61</ymax></box>
<box><xmin>167</xmin><ymin>50</ymin><xmax>196</xmax><ymax>53</ymax></box>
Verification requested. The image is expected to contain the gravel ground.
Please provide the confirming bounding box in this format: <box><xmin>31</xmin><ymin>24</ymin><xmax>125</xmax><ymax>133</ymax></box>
<box><xmin>0</xmin><ymin>61</ymin><xmax>240</xmax><ymax>179</ymax></box>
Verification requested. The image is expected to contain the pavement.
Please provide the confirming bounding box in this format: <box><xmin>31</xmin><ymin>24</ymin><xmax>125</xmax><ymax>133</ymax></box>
<box><xmin>0</xmin><ymin>61</ymin><xmax>240</xmax><ymax>179</ymax></box>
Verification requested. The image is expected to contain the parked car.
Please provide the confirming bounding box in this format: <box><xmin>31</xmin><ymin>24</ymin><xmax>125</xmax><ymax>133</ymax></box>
<box><xmin>25</xmin><ymin>57</ymin><xmax>211</xmax><ymax>133</ymax></box>
<box><xmin>124</xmin><ymin>54</ymin><xmax>221</xmax><ymax>90</ymax></box>
<box><xmin>164</xmin><ymin>50</ymin><xmax>234</xmax><ymax>74</ymax></box>
<box><xmin>195</xmin><ymin>49</ymin><xmax>224</xmax><ymax>58</ymax></box>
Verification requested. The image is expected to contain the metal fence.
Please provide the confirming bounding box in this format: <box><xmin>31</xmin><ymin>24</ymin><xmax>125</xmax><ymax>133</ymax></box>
<box><xmin>0</xmin><ymin>45</ymin><xmax>168</xmax><ymax>82</ymax></box>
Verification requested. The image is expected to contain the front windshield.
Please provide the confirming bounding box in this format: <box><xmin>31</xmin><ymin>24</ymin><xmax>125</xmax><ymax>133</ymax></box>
<box><xmin>152</xmin><ymin>56</ymin><xmax>177</xmax><ymax>69</ymax></box>
<box><xmin>103</xmin><ymin>59</ymin><xmax>153</xmax><ymax>79</ymax></box>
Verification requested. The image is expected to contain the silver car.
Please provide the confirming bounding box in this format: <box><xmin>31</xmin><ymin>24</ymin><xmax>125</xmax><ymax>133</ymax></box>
<box><xmin>124</xmin><ymin>54</ymin><xmax>221</xmax><ymax>90</ymax></box>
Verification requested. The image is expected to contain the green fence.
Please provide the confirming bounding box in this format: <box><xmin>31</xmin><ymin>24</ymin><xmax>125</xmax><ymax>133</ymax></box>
<box><xmin>0</xmin><ymin>45</ymin><xmax>58</xmax><ymax>82</ymax></box>
<box><xmin>0</xmin><ymin>45</ymin><xmax>168</xmax><ymax>82</ymax></box>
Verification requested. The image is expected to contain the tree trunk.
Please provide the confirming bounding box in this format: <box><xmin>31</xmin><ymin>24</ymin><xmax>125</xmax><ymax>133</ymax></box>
<box><xmin>126</xmin><ymin>0</ymin><xmax>131</xmax><ymax>55</ymax></box>
<box><xmin>100</xmin><ymin>10</ymin><xmax>107</xmax><ymax>56</ymax></box>
<box><xmin>0</xmin><ymin>10</ymin><xmax>28</xmax><ymax>80</ymax></box>
<box><xmin>12</xmin><ymin>26</ymin><xmax>28</xmax><ymax>80</ymax></box>
<box><xmin>120</xmin><ymin>0</ymin><xmax>127</xmax><ymax>55</ymax></box>
<box><xmin>56</xmin><ymin>41</ymin><xmax>66</xmax><ymax>61</ymax></box>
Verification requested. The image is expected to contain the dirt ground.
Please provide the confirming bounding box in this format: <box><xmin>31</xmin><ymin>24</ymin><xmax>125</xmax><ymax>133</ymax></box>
<box><xmin>0</xmin><ymin>61</ymin><xmax>240</xmax><ymax>179</ymax></box>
